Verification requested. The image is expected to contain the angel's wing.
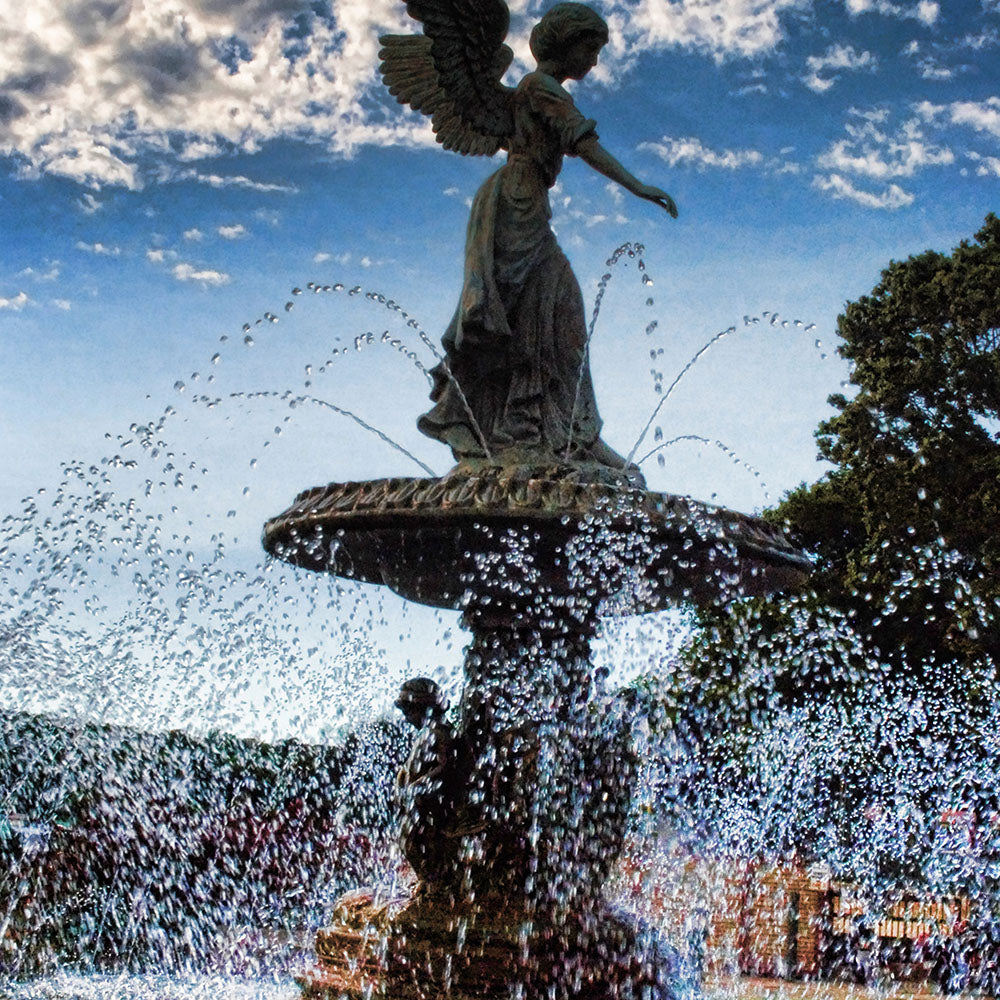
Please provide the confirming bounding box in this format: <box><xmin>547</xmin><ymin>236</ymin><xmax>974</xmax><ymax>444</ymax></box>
<box><xmin>378</xmin><ymin>0</ymin><xmax>515</xmax><ymax>157</ymax></box>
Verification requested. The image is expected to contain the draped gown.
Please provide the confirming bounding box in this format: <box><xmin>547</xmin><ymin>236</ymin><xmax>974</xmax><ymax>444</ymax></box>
<box><xmin>418</xmin><ymin>70</ymin><xmax>621</xmax><ymax>468</ymax></box>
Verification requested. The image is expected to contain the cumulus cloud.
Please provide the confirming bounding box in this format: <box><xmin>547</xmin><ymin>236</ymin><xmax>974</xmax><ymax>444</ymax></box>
<box><xmin>600</xmin><ymin>0</ymin><xmax>807</xmax><ymax>67</ymax></box>
<box><xmin>75</xmin><ymin>240</ymin><xmax>121</xmax><ymax>256</ymax></box>
<box><xmin>803</xmin><ymin>44</ymin><xmax>877</xmax><ymax>92</ymax></box>
<box><xmin>76</xmin><ymin>193</ymin><xmax>101</xmax><ymax>214</ymax></box>
<box><xmin>641</xmin><ymin>135</ymin><xmax>799</xmax><ymax>174</ymax></box>
<box><xmin>920</xmin><ymin>97</ymin><xmax>1000</xmax><ymax>138</ymax></box>
<box><xmin>813</xmin><ymin>173</ymin><xmax>914</xmax><ymax>209</ymax></box>
<box><xmin>0</xmin><ymin>290</ymin><xmax>29</xmax><ymax>310</ymax></box>
<box><xmin>0</xmin><ymin>0</ymin><xmax>429</xmax><ymax>190</ymax></box>
<box><xmin>217</xmin><ymin>223</ymin><xmax>248</xmax><ymax>239</ymax></box>
<box><xmin>817</xmin><ymin>108</ymin><xmax>954</xmax><ymax>180</ymax></box>
<box><xmin>641</xmin><ymin>135</ymin><xmax>764</xmax><ymax>169</ymax></box>
<box><xmin>171</xmin><ymin>262</ymin><xmax>230</xmax><ymax>286</ymax></box>
<box><xmin>0</xmin><ymin>0</ymin><xmax>812</xmax><ymax>189</ymax></box>
<box><xmin>843</xmin><ymin>0</ymin><xmax>939</xmax><ymax>24</ymax></box>
<box><xmin>171</xmin><ymin>170</ymin><xmax>298</xmax><ymax>193</ymax></box>
<box><xmin>183</xmin><ymin>228</ymin><xmax>203</xmax><ymax>241</ymax></box>
<box><xmin>146</xmin><ymin>248</ymin><xmax>178</xmax><ymax>263</ymax></box>
<box><xmin>968</xmin><ymin>151</ymin><xmax>1000</xmax><ymax>176</ymax></box>
<box><xmin>52</xmin><ymin>298</ymin><xmax>72</xmax><ymax>310</ymax></box>
<box><xmin>18</xmin><ymin>261</ymin><xmax>60</xmax><ymax>281</ymax></box>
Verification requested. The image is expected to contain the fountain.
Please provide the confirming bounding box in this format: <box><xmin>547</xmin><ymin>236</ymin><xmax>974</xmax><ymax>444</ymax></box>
<box><xmin>262</xmin><ymin>2</ymin><xmax>811</xmax><ymax>996</ymax></box>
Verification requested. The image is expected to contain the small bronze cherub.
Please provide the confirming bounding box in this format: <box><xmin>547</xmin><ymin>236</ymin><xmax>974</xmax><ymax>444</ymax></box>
<box><xmin>394</xmin><ymin>677</ymin><xmax>465</xmax><ymax>883</ymax></box>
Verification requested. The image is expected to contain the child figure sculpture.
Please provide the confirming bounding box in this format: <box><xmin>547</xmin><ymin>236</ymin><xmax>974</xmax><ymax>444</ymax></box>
<box><xmin>380</xmin><ymin>1</ymin><xmax>677</xmax><ymax>476</ymax></box>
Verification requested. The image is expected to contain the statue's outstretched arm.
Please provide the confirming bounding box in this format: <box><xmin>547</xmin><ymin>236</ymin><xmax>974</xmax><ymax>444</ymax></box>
<box><xmin>575</xmin><ymin>135</ymin><xmax>678</xmax><ymax>218</ymax></box>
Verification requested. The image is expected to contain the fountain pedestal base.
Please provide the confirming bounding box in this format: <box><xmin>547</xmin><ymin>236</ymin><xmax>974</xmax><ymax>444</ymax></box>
<box><xmin>265</xmin><ymin>467</ymin><xmax>808</xmax><ymax>1000</ymax></box>
<box><xmin>296</xmin><ymin>887</ymin><xmax>679</xmax><ymax>1000</ymax></box>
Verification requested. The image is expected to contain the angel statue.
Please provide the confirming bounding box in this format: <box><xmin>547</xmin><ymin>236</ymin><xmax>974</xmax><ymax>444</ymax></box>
<box><xmin>380</xmin><ymin>0</ymin><xmax>677</xmax><ymax>477</ymax></box>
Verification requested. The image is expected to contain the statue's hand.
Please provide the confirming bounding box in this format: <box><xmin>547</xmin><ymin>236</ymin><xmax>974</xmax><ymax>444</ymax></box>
<box><xmin>638</xmin><ymin>185</ymin><xmax>678</xmax><ymax>218</ymax></box>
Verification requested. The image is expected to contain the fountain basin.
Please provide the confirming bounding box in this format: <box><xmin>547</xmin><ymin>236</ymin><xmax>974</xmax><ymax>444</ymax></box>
<box><xmin>262</xmin><ymin>464</ymin><xmax>811</xmax><ymax>612</ymax></box>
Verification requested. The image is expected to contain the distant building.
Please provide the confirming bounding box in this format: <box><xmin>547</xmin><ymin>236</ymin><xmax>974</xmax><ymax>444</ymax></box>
<box><xmin>621</xmin><ymin>843</ymin><xmax>974</xmax><ymax>985</ymax></box>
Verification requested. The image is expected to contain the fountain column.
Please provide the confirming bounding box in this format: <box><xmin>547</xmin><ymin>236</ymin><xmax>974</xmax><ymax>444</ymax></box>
<box><xmin>263</xmin><ymin>463</ymin><xmax>811</xmax><ymax>999</ymax></box>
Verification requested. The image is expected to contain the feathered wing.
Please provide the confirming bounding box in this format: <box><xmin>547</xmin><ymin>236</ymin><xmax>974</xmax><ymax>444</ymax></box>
<box><xmin>378</xmin><ymin>0</ymin><xmax>515</xmax><ymax>156</ymax></box>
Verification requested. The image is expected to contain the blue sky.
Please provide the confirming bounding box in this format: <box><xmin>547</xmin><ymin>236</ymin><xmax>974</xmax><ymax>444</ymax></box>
<box><xmin>0</xmin><ymin>0</ymin><xmax>998</xmax><ymax>738</ymax></box>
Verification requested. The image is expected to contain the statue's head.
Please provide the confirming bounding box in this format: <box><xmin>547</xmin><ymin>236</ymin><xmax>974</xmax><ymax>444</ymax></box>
<box><xmin>530</xmin><ymin>3</ymin><xmax>609</xmax><ymax>74</ymax></box>
<box><xmin>395</xmin><ymin>676</ymin><xmax>446</xmax><ymax>726</ymax></box>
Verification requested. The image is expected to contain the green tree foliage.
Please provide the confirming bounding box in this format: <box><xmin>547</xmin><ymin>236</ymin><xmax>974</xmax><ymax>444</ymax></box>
<box><xmin>685</xmin><ymin>214</ymin><xmax>1000</xmax><ymax>723</ymax></box>
<box><xmin>787</xmin><ymin>213</ymin><xmax>1000</xmax><ymax>687</ymax></box>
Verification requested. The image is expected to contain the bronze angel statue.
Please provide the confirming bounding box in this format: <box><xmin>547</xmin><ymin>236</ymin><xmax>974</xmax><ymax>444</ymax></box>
<box><xmin>379</xmin><ymin>0</ymin><xmax>677</xmax><ymax>475</ymax></box>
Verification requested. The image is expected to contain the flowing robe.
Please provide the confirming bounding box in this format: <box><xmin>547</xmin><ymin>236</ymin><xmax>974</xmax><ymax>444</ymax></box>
<box><xmin>417</xmin><ymin>71</ymin><xmax>607</xmax><ymax>462</ymax></box>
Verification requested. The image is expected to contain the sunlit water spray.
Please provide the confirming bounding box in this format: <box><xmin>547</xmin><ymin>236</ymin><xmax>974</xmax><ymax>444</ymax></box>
<box><xmin>5</xmin><ymin>245</ymin><xmax>987</xmax><ymax>997</ymax></box>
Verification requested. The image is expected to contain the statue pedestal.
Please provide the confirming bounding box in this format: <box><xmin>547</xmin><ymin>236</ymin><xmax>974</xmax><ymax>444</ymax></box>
<box><xmin>265</xmin><ymin>465</ymin><xmax>809</xmax><ymax>1000</ymax></box>
<box><xmin>297</xmin><ymin>887</ymin><xmax>678</xmax><ymax>1000</ymax></box>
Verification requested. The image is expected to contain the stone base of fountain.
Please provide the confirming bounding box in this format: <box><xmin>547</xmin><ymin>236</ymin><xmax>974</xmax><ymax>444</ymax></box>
<box><xmin>296</xmin><ymin>887</ymin><xmax>678</xmax><ymax>1000</ymax></box>
<box><xmin>266</xmin><ymin>463</ymin><xmax>808</xmax><ymax>1000</ymax></box>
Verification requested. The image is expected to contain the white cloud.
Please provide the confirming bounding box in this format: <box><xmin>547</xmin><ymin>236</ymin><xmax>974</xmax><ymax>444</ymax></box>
<box><xmin>917</xmin><ymin>1</ymin><xmax>940</xmax><ymax>23</ymax></box>
<box><xmin>969</xmin><ymin>152</ymin><xmax>1000</xmax><ymax>176</ymax></box>
<box><xmin>843</xmin><ymin>0</ymin><xmax>938</xmax><ymax>24</ymax></box>
<box><xmin>961</xmin><ymin>28</ymin><xmax>1000</xmax><ymax>50</ymax></box>
<box><xmin>817</xmin><ymin>108</ymin><xmax>953</xmax><ymax>183</ymax></box>
<box><xmin>641</xmin><ymin>135</ymin><xmax>765</xmax><ymax>169</ymax></box>
<box><xmin>947</xmin><ymin>97</ymin><xmax>1000</xmax><ymax>137</ymax></box>
<box><xmin>146</xmin><ymin>248</ymin><xmax>178</xmax><ymax>263</ymax></box>
<box><xmin>0</xmin><ymin>291</ymin><xmax>29</xmax><ymax>310</ymax></box>
<box><xmin>813</xmin><ymin>173</ymin><xmax>915</xmax><ymax>209</ymax></box>
<box><xmin>442</xmin><ymin>186</ymin><xmax>460</xmax><ymax>197</ymax></box>
<box><xmin>172</xmin><ymin>170</ymin><xmax>299</xmax><ymax>193</ymax></box>
<box><xmin>253</xmin><ymin>209</ymin><xmax>281</xmax><ymax>227</ymax></box>
<box><xmin>602</xmin><ymin>0</ymin><xmax>807</xmax><ymax>66</ymax></box>
<box><xmin>0</xmin><ymin>0</ymin><xmax>813</xmax><ymax>190</ymax></box>
<box><xmin>916</xmin><ymin>97</ymin><xmax>1000</xmax><ymax>138</ymax></box>
<box><xmin>52</xmin><ymin>298</ymin><xmax>72</xmax><ymax>310</ymax></box>
<box><xmin>75</xmin><ymin>241</ymin><xmax>121</xmax><ymax>256</ymax></box>
<box><xmin>171</xmin><ymin>263</ymin><xmax>230</xmax><ymax>286</ymax></box>
<box><xmin>76</xmin><ymin>193</ymin><xmax>101</xmax><ymax>214</ymax></box>
<box><xmin>183</xmin><ymin>228</ymin><xmax>203</xmax><ymax>241</ymax></box>
<box><xmin>803</xmin><ymin>44</ymin><xmax>877</xmax><ymax>93</ymax></box>
<box><xmin>916</xmin><ymin>60</ymin><xmax>955</xmax><ymax>80</ymax></box>
<box><xmin>313</xmin><ymin>252</ymin><xmax>332</xmax><ymax>263</ymax></box>
<box><xmin>217</xmin><ymin>224</ymin><xmax>248</xmax><ymax>240</ymax></box>
<box><xmin>18</xmin><ymin>261</ymin><xmax>60</xmax><ymax>281</ymax></box>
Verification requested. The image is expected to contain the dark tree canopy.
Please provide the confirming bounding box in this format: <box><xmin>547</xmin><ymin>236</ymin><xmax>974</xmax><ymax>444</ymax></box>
<box><xmin>682</xmin><ymin>214</ymin><xmax>1000</xmax><ymax>724</ymax></box>
<box><xmin>651</xmin><ymin>216</ymin><xmax>1000</xmax><ymax>879</ymax></box>
<box><xmin>786</xmin><ymin>213</ymin><xmax>1000</xmax><ymax>687</ymax></box>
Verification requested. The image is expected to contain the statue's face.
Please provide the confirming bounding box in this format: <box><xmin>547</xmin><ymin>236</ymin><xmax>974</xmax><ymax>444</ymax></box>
<box><xmin>561</xmin><ymin>36</ymin><xmax>603</xmax><ymax>80</ymax></box>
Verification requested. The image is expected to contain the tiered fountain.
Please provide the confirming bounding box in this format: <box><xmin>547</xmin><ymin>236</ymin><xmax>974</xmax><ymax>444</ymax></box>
<box><xmin>263</xmin><ymin>1</ymin><xmax>811</xmax><ymax>996</ymax></box>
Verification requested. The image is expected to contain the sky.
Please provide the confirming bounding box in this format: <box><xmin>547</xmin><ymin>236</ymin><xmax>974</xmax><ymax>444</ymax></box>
<box><xmin>0</xmin><ymin>0</ymin><xmax>998</xmax><ymax>739</ymax></box>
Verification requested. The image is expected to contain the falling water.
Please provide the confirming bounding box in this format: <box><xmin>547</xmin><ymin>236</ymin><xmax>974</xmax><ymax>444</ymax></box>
<box><xmin>2</xmin><ymin>250</ymin><xmax>997</xmax><ymax>998</ymax></box>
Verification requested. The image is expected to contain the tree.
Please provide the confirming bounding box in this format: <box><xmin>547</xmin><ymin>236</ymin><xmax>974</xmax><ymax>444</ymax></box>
<box><xmin>784</xmin><ymin>213</ymin><xmax>1000</xmax><ymax>691</ymax></box>
<box><xmin>661</xmin><ymin>216</ymin><xmax>1000</xmax><ymax>876</ymax></box>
